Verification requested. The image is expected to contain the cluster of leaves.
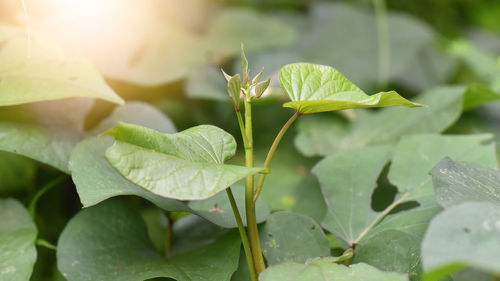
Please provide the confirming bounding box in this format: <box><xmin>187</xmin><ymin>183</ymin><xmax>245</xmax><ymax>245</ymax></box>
<box><xmin>1</xmin><ymin>1</ymin><xmax>500</xmax><ymax>281</ymax></box>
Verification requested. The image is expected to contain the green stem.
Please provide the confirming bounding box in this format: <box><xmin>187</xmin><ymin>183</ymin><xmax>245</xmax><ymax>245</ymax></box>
<box><xmin>29</xmin><ymin>175</ymin><xmax>67</xmax><ymax>219</ymax></box>
<box><xmin>226</xmin><ymin>189</ymin><xmax>257</xmax><ymax>281</ymax></box>
<box><xmin>164</xmin><ymin>213</ymin><xmax>174</xmax><ymax>258</ymax></box>
<box><xmin>373</xmin><ymin>0</ymin><xmax>389</xmax><ymax>88</ymax></box>
<box><xmin>236</xmin><ymin>111</ymin><xmax>247</xmax><ymax>146</ymax></box>
<box><xmin>253</xmin><ymin>111</ymin><xmax>300</xmax><ymax>202</ymax></box>
<box><xmin>243</xmin><ymin>97</ymin><xmax>266</xmax><ymax>274</ymax></box>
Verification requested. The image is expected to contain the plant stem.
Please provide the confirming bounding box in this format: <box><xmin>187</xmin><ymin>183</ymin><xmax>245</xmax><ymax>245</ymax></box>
<box><xmin>36</xmin><ymin>238</ymin><xmax>57</xmax><ymax>251</ymax></box>
<box><xmin>29</xmin><ymin>175</ymin><xmax>67</xmax><ymax>219</ymax></box>
<box><xmin>373</xmin><ymin>0</ymin><xmax>389</xmax><ymax>88</ymax></box>
<box><xmin>164</xmin><ymin>213</ymin><xmax>173</xmax><ymax>258</ymax></box>
<box><xmin>243</xmin><ymin>97</ymin><xmax>266</xmax><ymax>274</ymax></box>
<box><xmin>253</xmin><ymin>111</ymin><xmax>300</xmax><ymax>202</ymax></box>
<box><xmin>226</xmin><ymin>188</ymin><xmax>257</xmax><ymax>281</ymax></box>
<box><xmin>236</xmin><ymin>111</ymin><xmax>247</xmax><ymax>146</ymax></box>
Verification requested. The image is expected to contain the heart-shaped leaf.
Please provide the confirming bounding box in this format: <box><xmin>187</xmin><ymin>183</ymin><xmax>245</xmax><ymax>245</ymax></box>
<box><xmin>0</xmin><ymin>24</ymin><xmax>123</xmax><ymax>106</ymax></box>
<box><xmin>105</xmin><ymin>123</ymin><xmax>263</xmax><ymax>200</ymax></box>
<box><xmin>0</xmin><ymin>198</ymin><xmax>37</xmax><ymax>281</ymax></box>
<box><xmin>279</xmin><ymin>63</ymin><xmax>422</xmax><ymax>114</ymax></box>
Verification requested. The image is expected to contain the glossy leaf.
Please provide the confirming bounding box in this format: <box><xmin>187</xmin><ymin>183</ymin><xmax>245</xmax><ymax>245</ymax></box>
<box><xmin>430</xmin><ymin>158</ymin><xmax>500</xmax><ymax>208</ymax></box>
<box><xmin>0</xmin><ymin>198</ymin><xmax>37</xmax><ymax>281</ymax></box>
<box><xmin>105</xmin><ymin>123</ymin><xmax>263</xmax><ymax>200</ymax></box>
<box><xmin>258</xmin><ymin>212</ymin><xmax>330</xmax><ymax>265</ymax></box>
<box><xmin>313</xmin><ymin>145</ymin><xmax>392</xmax><ymax>244</ymax></box>
<box><xmin>259</xmin><ymin>260</ymin><xmax>408</xmax><ymax>281</ymax></box>
<box><xmin>279</xmin><ymin>63</ymin><xmax>421</xmax><ymax>114</ymax></box>
<box><xmin>57</xmin><ymin>199</ymin><xmax>241</xmax><ymax>281</ymax></box>
<box><xmin>421</xmin><ymin>202</ymin><xmax>500</xmax><ymax>281</ymax></box>
<box><xmin>0</xmin><ymin>24</ymin><xmax>123</xmax><ymax>106</ymax></box>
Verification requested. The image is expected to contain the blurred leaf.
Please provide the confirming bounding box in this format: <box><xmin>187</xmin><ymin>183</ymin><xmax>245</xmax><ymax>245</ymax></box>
<box><xmin>279</xmin><ymin>63</ymin><xmax>421</xmax><ymax>114</ymax></box>
<box><xmin>430</xmin><ymin>158</ymin><xmax>500</xmax><ymax>208</ymax></box>
<box><xmin>204</xmin><ymin>8</ymin><xmax>296</xmax><ymax>59</ymax></box>
<box><xmin>295</xmin><ymin>85</ymin><xmax>500</xmax><ymax>157</ymax></box>
<box><xmin>105</xmin><ymin>123</ymin><xmax>263</xmax><ymax>200</ymax></box>
<box><xmin>0</xmin><ymin>152</ymin><xmax>35</xmax><ymax>194</ymax></box>
<box><xmin>0</xmin><ymin>198</ymin><xmax>37</xmax><ymax>281</ymax></box>
<box><xmin>421</xmin><ymin>202</ymin><xmax>500</xmax><ymax>281</ymax></box>
<box><xmin>259</xmin><ymin>260</ymin><xmax>408</xmax><ymax>281</ymax></box>
<box><xmin>0</xmin><ymin>98</ymin><xmax>94</xmax><ymax>172</ymax></box>
<box><xmin>185</xmin><ymin>64</ymin><xmax>228</xmax><ymax>101</ymax></box>
<box><xmin>313</xmin><ymin>145</ymin><xmax>392</xmax><ymax>244</ymax></box>
<box><xmin>258</xmin><ymin>212</ymin><xmax>330</xmax><ymax>265</ymax></box>
<box><xmin>57</xmin><ymin>199</ymin><xmax>241</xmax><ymax>281</ymax></box>
<box><xmin>0</xmin><ymin>24</ymin><xmax>123</xmax><ymax>106</ymax></box>
<box><xmin>188</xmin><ymin>184</ymin><xmax>270</xmax><ymax>228</ymax></box>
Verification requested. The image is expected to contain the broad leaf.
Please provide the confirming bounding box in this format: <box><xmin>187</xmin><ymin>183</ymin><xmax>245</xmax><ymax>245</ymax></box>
<box><xmin>0</xmin><ymin>198</ymin><xmax>37</xmax><ymax>281</ymax></box>
<box><xmin>279</xmin><ymin>63</ymin><xmax>421</xmax><ymax>114</ymax></box>
<box><xmin>295</xmin><ymin>85</ymin><xmax>500</xmax><ymax>157</ymax></box>
<box><xmin>430</xmin><ymin>158</ymin><xmax>500</xmax><ymax>208</ymax></box>
<box><xmin>421</xmin><ymin>202</ymin><xmax>500</xmax><ymax>281</ymax></box>
<box><xmin>0</xmin><ymin>98</ymin><xmax>95</xmax><ymax>172</ymax></box>
<box><xmin>259</xmin><ymin>260</ymin><xmax>408</xmax><ymax>281</ymax></box>
<box><xmin>352</xmin><ymin>134</ymin><xmax>498</xmax><ymax>280</ymax></box>
<box><xmin>57</xmin><ymin>199</ymin><xmax>241</xmax><ymax>281</ymax></box>
<box><xmin>0</xmin><ymin>152</ymin><xmax>35</xmax><ymax>195</ymax></box>
<box><xmin>259</xmin><ymin>212</ymin><xmax>330</xmax><ymax>265</ymax></box>
<box><xmin>313</xmin><ymin>145</ymin><xmax>392</xmax><ymax>244</ymax></box>
<box><xmin>105</xmin><ymin>123</ymin><xmax>263</xmax><ymax>200</ymax></box>
<box><xmin>0</xmin><ymin>24</ymin><xmax>123</xmax><ymax>106</ymax></box>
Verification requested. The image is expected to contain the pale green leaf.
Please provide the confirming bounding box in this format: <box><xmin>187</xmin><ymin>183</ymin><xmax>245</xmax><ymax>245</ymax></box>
<box><xmin>421</xmin><ymin>202</ymin><xmax>500</xmax><ymax>281</ymax></box>
<box><xmin>259</xmin><ymin>260</ymin><xmax>408</xmax><ymax>281</ymax></box>
<box><xmin>279</xmin><ymin>63</ymin><xmax>421</xmax><ymax>114</ymax></box>
<box><xmin>105</xmin><ymin>123</ymin><xmax>263</xmax><ymax>200</ymax></box>
<box><xmin>0</xmin><ymin>198</ymin><xmax>37</xmax><ymax>281</ymax></box>
<box><xmin>0</xmin><ymin>98</ymin><xmax>95</xmax><ymax>172</ymax></box>
<box><xmin>0</xmin><ymin>24</ymin><xmax>123</xmax><ymax>106</ymax></box>
<box><xmin>313</xmin><ymin>145</ymin><xmax>392</xmax><ymax>244</ymax></box>
<box><xmin>57</xmin><ymin>199</ymin><xmax>241</xmax><ymax>281</ymax></box>
<box><xmin>430</xmin><ymin>158</ymin><xmax>500</xmax><ymax>208</ymax></box>
<box><xmin>259</xmin><ymin>212</ymin><xmax>330</xmax><ymax>265</ymax></box>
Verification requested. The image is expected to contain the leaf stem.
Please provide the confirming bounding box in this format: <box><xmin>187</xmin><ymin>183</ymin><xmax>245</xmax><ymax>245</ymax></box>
<box><xmin>353</xmin><ymin>191</ymin><xmax>409</xmax><ymax>245</ymax></box>
<box><xmin>226</xmin><ymin>188</ymin><xmax>257</xmax><ymax>281</ymax></box>
<box><xmin>253</xmin><ymin>111</ymin><xmax>300</xmax><ymax>202</ymax></box>
<box><xmin>29</xmin><ymin>175</ymin><xmax>67</xmax><ymax>219</ymax></box>
<box><xmin>236</xmin><ymin>111</ymin><xmax>247</xmax><ymax>146</ymax></box>
<box><xmin>36</xmin><ymin>238</ymin><xmax>57</xmax><ymax>251</ymax></box>
<box><xmin>243</xmin><ymin>97</ymin><xmax>266</xmax><ymax>274</ymax></box>
<box><xmin>164</xmin><ymin>213</ymin><xmax>174</xmax><ymax>258</ymax></box>
<box><xmin>373</xmin><ymin>0</ymin><xmax>390</xmax><ymax>88</ymax></box>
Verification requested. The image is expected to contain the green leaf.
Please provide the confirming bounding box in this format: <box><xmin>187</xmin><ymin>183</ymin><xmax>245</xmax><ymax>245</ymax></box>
<box><xmin>57</xmin><ymin>199</ymin><xmax>241</xmax><ymax>281</ymax></box>
<box><xmin>227</xmin><ymin>73</ymin><xmax>242</xmax><ymax>109</ymax></box>
<box><xmin>352</xmin><ymin>134</ymin><xmax>498</xmax><ymax>280</ymax></box>
<box><xmin>254</xmin><ymin>78</ymin><xmax>270</xmax><ymax>98</ymax></box>
<box><xmin>204</xmin><ymin>8</ymin><xmax>296</xmax><ymax>58</ymax></box>
<box><xmin>188</xmin><ymin>184</ymin><xmax>270</xmax><ymax>228</ymax></box>
<box><xmin>421</xmin><ymin>202</ymin><xmax>500</xmax><ymax>281</ymax></box>
<box><xmin>105</xmin><ymin>123</ymin><xmax>263</xmax><ymax>200</ymax></box>
<box><xmin>186</xmin><ymin>64</ymin><xmax>228</xmax><ymax>101</ymax></box>
<box><xmin>295</xmin><ymin>85</ymin><xmax>499</xmax><ymax>157</ymax></box>
<box><xmin>0</xmin><ymin>198</ymin><xmax>37</xmax><ymax>281</ymax></box>
<box><xmin>0</xmin><ymin>98</ymin><xmax>95</xmax><ymax>172</ymax></box>
<box><xmin>258</xmin><ymin>212</ymin><xmax>330</xmax><ymax>265</ymax></box>
<box><xmin>313</xmin><ymin>145</ymin><xmax>392</xmax><ymax>244</ymax></box>
<box><xmin>0</xmin><ymin>24</ymin><xmax>123</xmax><ymax>106</ymax></box>
<box><xmin>430</xmin><ymin>158</ymin><xmax>500</xmax><ymax>208</ymax></box>
<box><xmin>279</xmin><ymin>63</ymin><xmax>421</xmax><ymax>114</ymax></box>
<box><xmin>0</xmin><ymin>152</ymin><xmax>35</xmax><ymax>195</ymax></box>
<box><xmin>259</xmin><ymin>260</ymin><xmax>408</xmax><ymax>281</ymax></box>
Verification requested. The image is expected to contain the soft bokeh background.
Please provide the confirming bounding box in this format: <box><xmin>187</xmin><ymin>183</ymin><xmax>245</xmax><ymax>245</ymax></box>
<box><xmin>0</xmin><ymin>0</ymin><xmax>499</xmax><ymax>280</ymax></box>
